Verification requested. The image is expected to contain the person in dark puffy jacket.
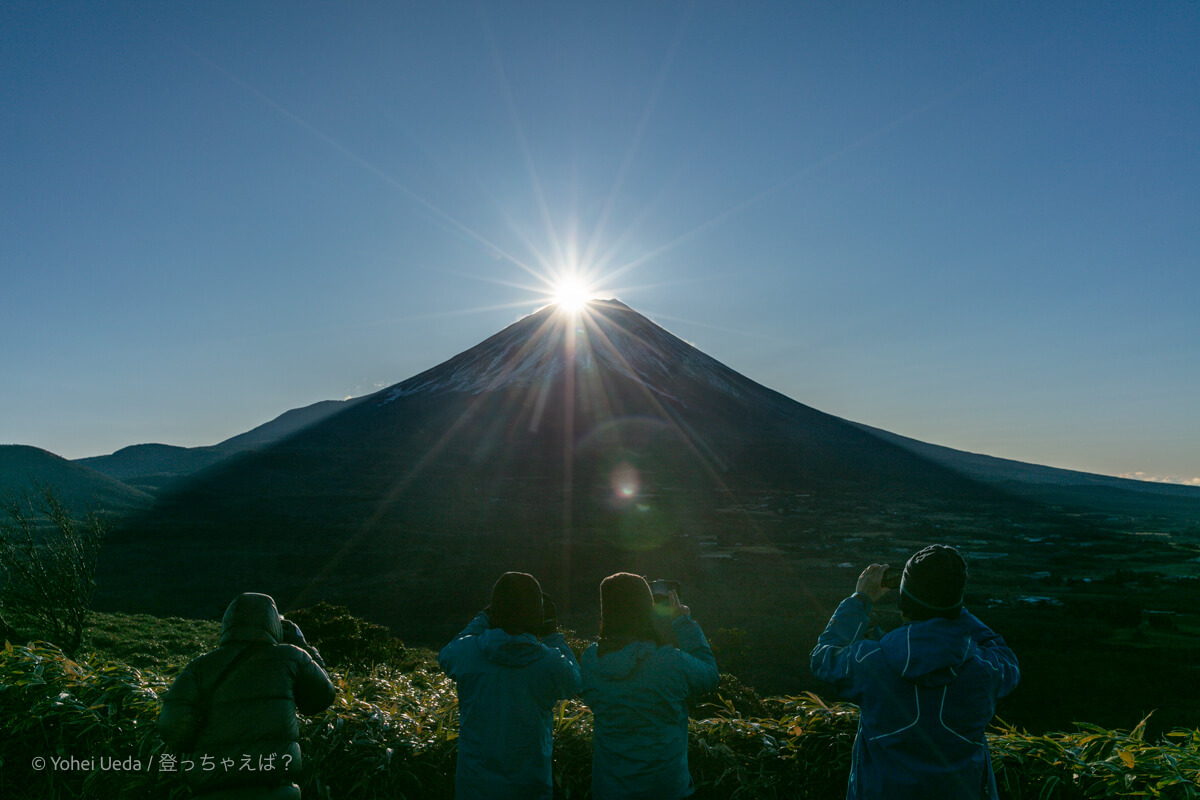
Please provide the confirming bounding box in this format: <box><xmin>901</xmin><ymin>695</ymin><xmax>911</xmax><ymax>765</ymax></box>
<box><xmin>439</xmin><ymin>572</ymin><xmax>582</xmax><ymax>800</ymax></box>
<box><xmin>580</xmin><ymin>573</ymin><xmax>719</xmax><ymax>800</ymax></box>
<box><xmin>159</xmin><ymin>593</ymin><xmax>337</xmax><ymax>800</ymax></box>
<box><xmin>810</xmin><ymin>545</ymin><xmax>1020</xmax><ymax>800</ymax></box>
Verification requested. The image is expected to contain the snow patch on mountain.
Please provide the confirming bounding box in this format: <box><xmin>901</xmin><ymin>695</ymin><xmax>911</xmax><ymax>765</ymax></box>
<box><xmin>383</xmin><ymin>318</ymin><xmax>564</xmax><ymax>400</ymax></box>
<box><xmin>379</xmin><ymin>302</ymin><xmax>745</xmax><ymax>404</ymax></box>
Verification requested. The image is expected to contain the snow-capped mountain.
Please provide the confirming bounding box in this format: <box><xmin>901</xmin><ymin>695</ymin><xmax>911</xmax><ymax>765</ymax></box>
<box><xmin>101</xmin><ymin>300</ymin><xmax>994</xmax><ymax>618</ymax></box>
<box><xmin>384</xmin><ymin>300</ymin><xmax>747</xmax><ymax>403</ymax></box>
<box><xmin>99</xmin><ymin>300</ymin><xmax>1198</xmax><ymax>636</ymax></box>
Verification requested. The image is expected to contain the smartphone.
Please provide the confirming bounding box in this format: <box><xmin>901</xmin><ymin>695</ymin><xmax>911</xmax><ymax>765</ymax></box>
<box><xmin>649</xmin><ymin>579</ymin><xmax>681</xmax><ymax>604</ymax></box>
<box><xmin>882</xmin><ymin>567</ymin><xmax>901</xmax><ymax>590</ymax></box>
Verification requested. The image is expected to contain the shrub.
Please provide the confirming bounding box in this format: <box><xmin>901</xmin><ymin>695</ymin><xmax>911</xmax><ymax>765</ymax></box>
<box><xmin>285</xmin><ymin>601</ymin><xmax>411</xmax><ymax>671</ymax></box>
<box><xmin>0</xmin><ymin>641</ymin><xmax>184</xmax><ymax>800</ymax></box>
<box><xmin>688</xmin><ymin>691</ymin><xmax>858</xmax><ymax>799</ymax></box>
<box><xmin>296</xmin><ymin>662</ymin><xmax>461</xmax><ymax>798</ymax></box>
<box><xmin>2</xmin><ymin>614</ymin><xmax>1197</xmax><ymax>799</ymax></box>
<box><xmin>0</xmin><ymin>487</ymin><xmax>108</xmax><ymax>656</ymax></box>
<box><xmin>709</xmin><ymin>626</ymin><xmax>752</xmax><ymax>674</ymax></box>
<box><xmin>694</xmin><ymin>671</ymin><xmax>770</xmax><ymax>718</ymax></box>
<box><xmin>992</xmin><ymin>716</ymin><xmax>1200</xmax><ymax>799</ymax></box>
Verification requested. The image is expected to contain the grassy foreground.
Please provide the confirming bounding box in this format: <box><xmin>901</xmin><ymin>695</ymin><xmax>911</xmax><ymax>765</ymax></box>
<box><xmin>0</xmin><ymin>611</ymin><xmax>1196</xmax><ymax>799</ymax></box>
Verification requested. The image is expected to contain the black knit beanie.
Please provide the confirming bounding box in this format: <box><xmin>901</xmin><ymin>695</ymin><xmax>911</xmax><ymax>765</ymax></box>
<box><xmin>489</xmin><ymin>572</ymin><xmax>544</xmax><ymax>636</ymax></box>
<box><xmin>899</xmin><ymin>545</ymin><xmax>967</xmax><ymax>621</ymax></box>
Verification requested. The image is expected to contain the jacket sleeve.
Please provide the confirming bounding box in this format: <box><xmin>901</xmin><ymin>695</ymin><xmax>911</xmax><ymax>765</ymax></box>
<box><xmin>672</xmin><ymin>615</ymin><xmax>720</xmax><ymax>696</ymax></box>
<box><xmin>281</xmin><ymin>618</ymin><xmax>330</xmax><ymax>672</ymax></box>
<box><xmin>538</xmin><ymin>631</ymin><xmax>583</xmax><ymax>702</ymax></box>
<box><xmin>438</xmin><ymin>611</ymin><xmax>490</xmax><ymax>679</ymax></box>
<box><xmin>961</xmin><ymin>610</ymin><xmax>1020</xmax><ymax>699</ymax></box>
<box><xmin>158</xmin><ymin>661</ymin><xmax>201</xmax><ymax>749</ymax></box>
<box><xmin>293</xmin><ymin>647</ymin><xmax>338</xmax><ymax>716</ymax></box>
<box><xmin>809</xmin><ymin>594</ymin><xmax>878</xmax><ymax>701</ymax></box>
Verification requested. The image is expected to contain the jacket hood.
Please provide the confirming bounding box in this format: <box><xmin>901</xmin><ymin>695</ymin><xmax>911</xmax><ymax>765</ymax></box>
<box><xmin>477</xmin><ymin>627</ymin><xmax>547</xmax><ymax>667</ymax></box>
<box><xmin>582</xmin><ymin>640</ymin><xmax>656</xmax><ymax>680</ymax></box>
<box><xmin>880</xmin><ymin>613</ymin><xmax>977</xmax><ymax>687</ymax></box>
<box><xmin>219</xmin><ymin>593</ymin><xmax>283</xmax><ymax>646</ymax></box>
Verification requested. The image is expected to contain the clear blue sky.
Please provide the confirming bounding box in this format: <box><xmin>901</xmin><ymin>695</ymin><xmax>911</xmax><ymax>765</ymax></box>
<box><xmin>3</xmin><ymin>2</ymin><xmax>1197</xmax><ymax>485</ymax></box>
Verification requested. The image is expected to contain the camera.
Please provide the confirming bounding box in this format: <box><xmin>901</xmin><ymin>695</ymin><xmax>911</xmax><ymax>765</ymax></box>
<box><xmin>649</xmin><ymin>579</ymin><xmax>681</xmax><ymax>604</ymax></box>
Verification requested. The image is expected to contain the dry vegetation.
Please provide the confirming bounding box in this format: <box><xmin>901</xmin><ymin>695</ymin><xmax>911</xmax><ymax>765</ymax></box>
<box><xmin>1</xmin><ymin>609</ymin><xmax>1196</xmax><ymax>799</ymax></box>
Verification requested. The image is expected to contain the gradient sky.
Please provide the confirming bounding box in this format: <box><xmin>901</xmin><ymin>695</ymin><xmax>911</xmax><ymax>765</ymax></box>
<box><xmin>3</xmin><ymin>2</ymin><xmax>1198</xmax><ymax>485</ymax></box>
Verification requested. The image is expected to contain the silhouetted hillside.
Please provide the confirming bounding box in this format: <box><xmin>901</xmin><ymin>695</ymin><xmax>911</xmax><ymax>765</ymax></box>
<box><xmin>75</xmin><ymin>399</ymin><xmax>356</xmax><ymax>490</ymax></box>
<box><xmin>0</xmin><ymin>445</ymin><xmax>152</xmax><ymax>514</ymax></box>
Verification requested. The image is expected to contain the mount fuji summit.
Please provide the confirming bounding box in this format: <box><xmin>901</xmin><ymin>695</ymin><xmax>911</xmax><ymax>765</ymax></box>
<box><xmin>100</xmin><ymin>301</ymin><xmax>1021</xmax><ymax>634</ymax></box>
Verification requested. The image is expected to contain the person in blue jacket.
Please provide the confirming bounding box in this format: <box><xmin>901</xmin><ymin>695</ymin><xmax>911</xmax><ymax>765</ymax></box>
<box><xmin>811</xmin><ymin>545</ymin><xmax>1020</xmax><ymax>800</ymax></box>
<box><xmin>439</xmin><ymin>572</ymin><xmax>581</xmax><ymax>800</ymax></box>
<box><xmin>580</xmin><ymin>572</ymin><xmax>720</xmax><ymax>800</ymax></box>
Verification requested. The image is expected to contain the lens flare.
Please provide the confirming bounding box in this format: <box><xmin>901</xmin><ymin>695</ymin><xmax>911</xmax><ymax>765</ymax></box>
<box><xmin>610</xmin><ymin>462</ymin><xmax>640</xmax><ymax>504</ymax></box>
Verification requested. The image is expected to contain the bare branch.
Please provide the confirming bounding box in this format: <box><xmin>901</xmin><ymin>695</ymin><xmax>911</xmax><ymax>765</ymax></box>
<box><xmin>0</xmin><ymin>486</ymin><xmax>108</xmax><ymax>655</ymax></box>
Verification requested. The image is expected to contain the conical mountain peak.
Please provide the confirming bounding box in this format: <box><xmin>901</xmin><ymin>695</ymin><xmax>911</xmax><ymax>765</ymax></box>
<box><xmin>380</xmin><ymin>300</ymin><xmax>748</xmax><ymax>404</ymax></box>
<box><xmin>104</xmin><ymin>298</ymin><xmax>1011</xmax><ymax>645</ymax></box>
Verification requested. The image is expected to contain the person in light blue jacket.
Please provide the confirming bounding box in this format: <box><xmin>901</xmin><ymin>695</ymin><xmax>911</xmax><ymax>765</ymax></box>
<box><xmin>439</xmin><ymin>572</ymin><xmax>581</xmax><ymax>800</ymax></box>
<box><xmin>580</xmin><ymin>572</ymin><xmax>720</xmax><ymax>800</ymax></box>
<box><xmin>811</xmin><ymin>545</ymin><xmax>1020</xmax><ymax>800</ymax></box>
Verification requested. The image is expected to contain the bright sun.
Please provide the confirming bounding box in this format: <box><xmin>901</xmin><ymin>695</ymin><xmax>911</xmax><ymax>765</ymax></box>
<box><xmin>553</xmin><ymin>278</ymin><xmax>593</xmax><ymax>312</ymax></box>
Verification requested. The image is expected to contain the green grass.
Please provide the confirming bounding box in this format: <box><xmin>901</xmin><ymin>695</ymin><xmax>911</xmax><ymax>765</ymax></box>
<box><xmin>84</xmin><ymin>611</ymin><xmax>219</xmax><ymax>670</ymax></box>
<box><xmin>2</xmin><ymin>612</ymin><xmax>1197</xmax><ymax>799</ymax></box>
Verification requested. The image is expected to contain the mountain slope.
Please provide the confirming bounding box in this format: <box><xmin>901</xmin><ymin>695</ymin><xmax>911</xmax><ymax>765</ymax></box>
<box><xmin>74</xmin><ymin>443</ymin><xmax>227</xmax><ymax>483</ymax></box>
<box><xmin>75</xmin><ymin>399</ymin><xmax>356</xmax><ymax>488</ymax></box>
<box><xmin>852</xmin><ymin>422</ymin><xmax>1200</xmax><ymax>522</ymax></box>
<box><xmin>0</xmin><ymin>445</ymin><xmax>153</xmax><ymax>514</ymax></box>
<box><xmin>78</xmin><ymin>300</ymin><xmax>1200</xmax><ymax>722</ymax></box>
<box><xmin>124</xmin><ymin>301</ymin><xmax>1000</xmax><ymax>518</ymax></box>
<box><xmin>102</xmin><ymin>300</ymin><xmax>1014</xmax><ymax>626</ymax></box>
<box><xmin>853</xmin><ymin>422</ymin><xmax>1197</xmax><ymax>495</ymax></box>
<box><xmin>212</xmin><ymin>399</ymin><xmax>355</xmax><ymax>451</ymax></box>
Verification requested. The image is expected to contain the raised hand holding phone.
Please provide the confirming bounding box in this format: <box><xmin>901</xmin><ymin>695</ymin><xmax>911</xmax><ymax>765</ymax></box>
<box><xmin>855</xmin><ymin>563</ymin><xmax>892</xmax><ymax>603</ymax></box>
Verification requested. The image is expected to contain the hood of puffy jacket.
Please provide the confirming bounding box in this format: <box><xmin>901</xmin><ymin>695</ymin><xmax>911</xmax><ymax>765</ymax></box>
<box><xmin>477</xmin><ymin>627</ymin><xmax>548</xmax><ymax>667</ymax></box>
<box><xmin>219</xmin><ymin>592</ymin><xmax>283</xmax><ymax>645</ymax></box>
<box><xmin>583</xmin><ymin>640</ymin><xmax>657</xmax><ymax>680</ymax></box>
<box><xmin>880</xmin><ymin>613</ymin><xmax>977</xmax><ymax>687</ymax></box>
